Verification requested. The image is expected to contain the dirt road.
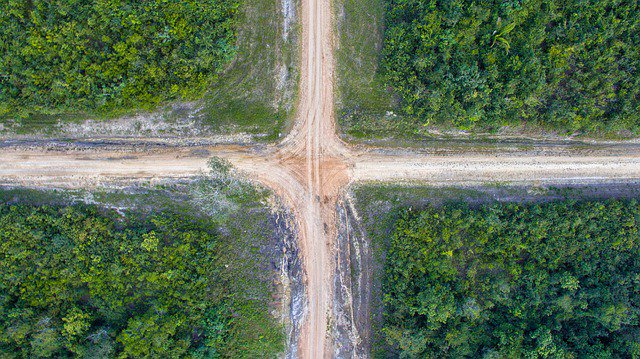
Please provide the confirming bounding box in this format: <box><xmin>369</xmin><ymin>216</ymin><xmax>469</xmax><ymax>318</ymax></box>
<box><xmin>3</xmin><ymin>0</ymin><xmax>640</xmax><ymax>357</ymax></box>
<box><xmin>353</xmin><ymin>153</ymin><xmax>640</xmax><ymax>184</ymax></box>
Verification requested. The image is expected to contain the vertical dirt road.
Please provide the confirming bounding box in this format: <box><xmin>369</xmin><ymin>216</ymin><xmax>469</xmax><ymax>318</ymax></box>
<box><xmin>220</xmin><ymin>0</ymin><xmax>351</xmax><ymax>354</ymax></box>
<box><xmin>271</xmin><ymin>0</ymin><xmax>350</xmax><ymax>354</ymax></box>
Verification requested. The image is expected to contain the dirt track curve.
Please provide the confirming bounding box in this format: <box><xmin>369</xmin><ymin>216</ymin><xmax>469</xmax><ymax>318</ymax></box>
<box><xmin>3</xmin><ymin>0</ymin><xmax>640</xmax><ymax>357</ymax></box>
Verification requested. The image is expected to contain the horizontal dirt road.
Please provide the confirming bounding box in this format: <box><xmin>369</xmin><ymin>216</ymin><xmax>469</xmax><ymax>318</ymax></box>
<box><xmin>4</xmin><ymin>145</ymin><xmax>640</xmax><ymax>188</ymax></box>
<box><xmin>353</xmin><ymin>152</ymin><xmax>640</xmax><ymax>184</ymax></box>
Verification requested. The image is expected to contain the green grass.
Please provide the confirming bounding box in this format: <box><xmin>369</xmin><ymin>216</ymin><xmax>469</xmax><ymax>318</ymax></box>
<box><xmin>334</xmin><ymin>0</ymin><xmax>410</xmax><ymax>142</ymax></box>
<box><xmin>201</xmin><ymin>0</ymin><xmax>299</xmax><ymax>141</ymax></box>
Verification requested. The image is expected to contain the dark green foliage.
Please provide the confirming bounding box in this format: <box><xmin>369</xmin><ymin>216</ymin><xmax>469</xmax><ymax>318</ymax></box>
<box><xmin>0</xmin><ymin>0</ymin><xmax>239</xmax><ymax>118</ymax></box>
<box><xmin>380</xmin><ymin>200</ymin><xmax>640</xmax><ymax>358</ymax></box>
<box><xmin>0</xmin><ymin>203</ymin><xmax>283</xmax><ymax>358</ymax></box>
<box><xmin>382</xmin><ymin>0</ymin><xmax>640</xmax><ymax>133</ymax></box>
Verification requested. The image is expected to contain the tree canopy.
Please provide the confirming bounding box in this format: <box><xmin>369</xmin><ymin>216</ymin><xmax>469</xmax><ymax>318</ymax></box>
<box><xmin>0</xmin><ymin>203</ymin><xmax>283</xmax><ymax>358</ymax></box>
<box><xmin>382</xmin><ymin>0</ymin><xmax>640</xmax><ymax>133</ymax></box>
<box><xmin>0</xmin><ymin>0</ymin><xmax>239</xmax><ymax>118</ymax></box>
<box><xmin>380</xmin><ymin>199</ymin><xmax>640</xmax><ymax>358</ymax></box>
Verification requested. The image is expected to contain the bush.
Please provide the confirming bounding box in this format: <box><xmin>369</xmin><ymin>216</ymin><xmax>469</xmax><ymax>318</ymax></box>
<box><xmin>0</xmin><ymin>0</ymin><xmax>239</xmax><ymax>119</ymax></box>
<box><xmin>380</xmin><ymin>199</ymin><xmax>640</xmax><ymax>357</ymax></box>
<box><xmin>382</xmin><ymin>0</ymin><xmax>640</xmax><ymax>133</ymax></box>
<box><xmin>0</xmin><ymin>203</ymin><xmax>283</xmax><ymax>357</ymax></box>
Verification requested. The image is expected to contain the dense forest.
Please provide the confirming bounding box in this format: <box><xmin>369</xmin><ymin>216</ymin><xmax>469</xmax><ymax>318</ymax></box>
<box><xmin>382</xmin><ymin>0</ymin><xmax>640</xmax><ymax>133</ymax></box>
<box><xmin>0</xmin><ymin>0</ymin><xmax>238</xmax><ymax>118</ymax></box>
<box><xmin>0</xmin><ymin>203</ymin><xmax>283</xmax><ymax>358</ymax></box>
<box><xmin>380</xmin><ymin>200</ymin><xmax>640</xmax><ymax>357</ymax></box>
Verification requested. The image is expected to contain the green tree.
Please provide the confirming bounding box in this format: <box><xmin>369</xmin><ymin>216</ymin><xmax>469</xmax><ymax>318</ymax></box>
<box><xmin>0</xmin><ymin>0</ymin><xmax>240</xmax><ymax>119</ymax></box>
<box><xmin>381</xmin><ymin>0</ymin><xmax>640</xmax><ymax>134</ymax></box>
<box><xmin>378</xmin><ymin>199</ymin><xmax>640</xmax><ymax>358</ymax></box>
<box><xmin>0</xmin><ymin>202</ymin><xmax>284</xmax><ymax>357</ymax></box>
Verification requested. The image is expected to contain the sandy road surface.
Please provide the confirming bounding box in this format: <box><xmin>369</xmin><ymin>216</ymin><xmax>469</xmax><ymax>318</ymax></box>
<box><xmin>4</xmin><ymin>0</ymin><xmax>640</xmax><ymax>357</ymax></box>
<box><xmin>0</xmin><ymin>148</ymin><xmax>210</xmax><ymax>187</ymax></box>
<box><xmin>4</xmin><ymin>147</ymin><xmax>640</xmax><ymax>188</ymax></box>
<box><xmin>353</xmin><ymin>153</ymin><xmax>640</xmax><ymax>184</ymax></box>
<box><xmin>274</xmin><ymin>0</ymin><xmax>350</xmax><ymax>355</ymax></box>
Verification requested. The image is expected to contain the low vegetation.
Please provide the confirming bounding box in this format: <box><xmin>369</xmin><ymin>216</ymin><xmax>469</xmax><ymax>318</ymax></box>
<box><xmin>382</xmin><ymin>0</ymin><xmax>640</xmax><ymax>134</ymax></box>
<box><xmin>0</xmin><ymin>167</ymin><xmax>287</xmax><ymax>357</ymax></box>
<box><xmin>202</xmin><ymin>0</ymin><xmax>299</xmax><ymax>139</ymax></box>
<box><xmin>377</xmin><ymin>199</ymin><xmax>640</xmax><ymax>357</ymax></box>
<box><xmin>334</xmin><ymin>0</ymin><xmax>400</xmax><ymax>140</ymax></box>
